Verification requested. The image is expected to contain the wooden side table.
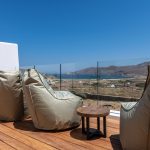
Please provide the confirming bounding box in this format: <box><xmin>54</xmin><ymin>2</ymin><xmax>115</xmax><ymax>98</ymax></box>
<box><xmin>77</xmin><ymin>106</ymin><xmax>110</xmax><ymax>140</ymax></box>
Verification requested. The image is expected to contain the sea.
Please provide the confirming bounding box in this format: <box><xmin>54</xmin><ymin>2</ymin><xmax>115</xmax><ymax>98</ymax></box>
<box><xmin>52</xmin><ymin>74</ymin><xmax>128</xmax><ymax>80</ymax></box>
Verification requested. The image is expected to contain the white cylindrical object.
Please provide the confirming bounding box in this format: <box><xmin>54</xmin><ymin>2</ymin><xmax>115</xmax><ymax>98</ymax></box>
<box><xmin>0</xmin><ymin>42</ymin><xmax>19</xmax><ymax>71</ymax></box>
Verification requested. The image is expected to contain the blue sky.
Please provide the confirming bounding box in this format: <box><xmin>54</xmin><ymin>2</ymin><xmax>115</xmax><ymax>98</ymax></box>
<box><xmin>0</xmin><ymin>0</ymin><xmax>150</xmax><ymax>69</ymax></box>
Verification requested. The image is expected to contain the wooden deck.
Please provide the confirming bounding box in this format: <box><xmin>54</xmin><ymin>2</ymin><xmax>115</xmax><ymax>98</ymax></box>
<box><xmin>0</xmin><ymin>116</ymin><xmax>122</xmax><ymax>150</ymax></box>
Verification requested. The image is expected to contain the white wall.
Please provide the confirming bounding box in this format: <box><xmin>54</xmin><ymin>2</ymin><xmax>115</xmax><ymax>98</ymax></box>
<box><xmin>0</xmin><ymin>42</ymin><xmax>19</xmax><ymax>71</ymax></box>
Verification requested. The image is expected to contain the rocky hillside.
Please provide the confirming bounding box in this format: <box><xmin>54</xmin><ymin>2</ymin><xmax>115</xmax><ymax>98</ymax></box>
<box><xmin>75</xmin><ymin>61</ymin><xmax>150</xmax><ymax>77</ymax></box>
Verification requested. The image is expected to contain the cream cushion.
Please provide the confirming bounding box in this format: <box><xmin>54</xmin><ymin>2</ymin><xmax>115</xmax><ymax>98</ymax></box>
<box><xmin>120</xmin><ymin>84</ymin><xmax>150</xmax><ymax>150</ymax></box>
<box><xmin>23</xmin><ymin>69</ymin><xmax>82</xmax><ymax>130</ymax></box>
<box><xmin>0</xmin><ymin>71</ymin><xmax>24</xmax><ymax>121</ymax></box>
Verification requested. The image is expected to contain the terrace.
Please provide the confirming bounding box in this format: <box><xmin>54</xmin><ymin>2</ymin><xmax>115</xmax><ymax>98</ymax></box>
<box><xmin>1</xmin><ymin>0</ymin><xmax>150</xmax><ymax>149</ymax></box>
<box><xmin>0</xmin><ymin>43</ymin><xmax>150</xmax><ymax>150</ymax></box>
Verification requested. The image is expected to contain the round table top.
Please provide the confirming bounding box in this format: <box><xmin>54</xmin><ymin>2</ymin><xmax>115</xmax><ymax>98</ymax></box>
<box><xmin>77</xmin><ymin>105</ymin><xmax>110</xmax><ymax>117</ymax></box>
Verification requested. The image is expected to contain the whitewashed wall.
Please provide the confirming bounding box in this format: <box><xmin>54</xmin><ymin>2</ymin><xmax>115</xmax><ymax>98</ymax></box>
<box><xmin>0</xmin><ymin>42</ymin><xmax>19</xmax><ymax>71</ymax></box>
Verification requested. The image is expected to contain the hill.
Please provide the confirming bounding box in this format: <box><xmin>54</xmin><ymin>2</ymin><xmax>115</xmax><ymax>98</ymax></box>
<box><xmin>75</xmin><ymin>61</ymin><xmax>150</xmax><ymax>77</ymax></box>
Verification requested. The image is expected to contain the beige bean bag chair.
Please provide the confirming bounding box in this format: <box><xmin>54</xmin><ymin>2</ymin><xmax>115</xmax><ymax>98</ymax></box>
<box><xmin>0</xmin><ymin>71</ymin><xmax>24</xmax><ymax>121</ymax></box>
<box><xmin>120</xmin><ymin>66</ymin><xmax>150</xmax><ymax>150</ymax></box>
<box><xmin>23</xmin><ymin>69</ymin><xmax>82</xmax><ymax>130</ymax></box>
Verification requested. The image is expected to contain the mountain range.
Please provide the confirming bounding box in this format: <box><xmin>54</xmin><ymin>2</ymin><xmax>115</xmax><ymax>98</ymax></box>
<box><xmin>75</xmin><ymin>61</ymin><xmax>150</xmax><ymax>77</ymax></box>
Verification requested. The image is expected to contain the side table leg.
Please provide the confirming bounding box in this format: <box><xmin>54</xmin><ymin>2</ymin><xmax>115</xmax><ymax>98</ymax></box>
<box><xmin>97</xmin><ymin>117</ymin><xmax>100</xmax><ymax>131</ymax></box>
<box><xmin>86</xmin><ymin>117</ymin><xmax>90</xmax><ymax>140</ymax></box>
<box><xmin>82</xmin><ymin>116</ymin><xmax>85</xmax><ymax>133</ymax></box>
<box><xmin>103</xmin><ymin>116</ymin><xmax>106</xmax><ymax>138</ymax></box>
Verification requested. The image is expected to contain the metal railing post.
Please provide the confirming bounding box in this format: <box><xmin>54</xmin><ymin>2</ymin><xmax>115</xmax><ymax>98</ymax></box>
<box><xmin>60</xmin><ymin>64</ymin><xmax>62</xmax><ymax>90</ymax></box>
<box><xmin>97</xmin><ymin>61</ymin><xmax>99</xmax><ymax>106</ymax></box>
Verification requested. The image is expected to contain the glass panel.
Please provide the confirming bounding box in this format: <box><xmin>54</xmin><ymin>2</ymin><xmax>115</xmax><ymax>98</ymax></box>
<box><xmin>20</xmin><ymin>58</ymin><xmax>150</xmax><ymax>110</ymax></box>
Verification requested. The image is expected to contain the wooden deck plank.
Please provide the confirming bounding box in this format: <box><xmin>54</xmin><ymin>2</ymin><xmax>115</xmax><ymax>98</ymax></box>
<box><xmin>2</xmin><ymin>119</ymin><xmax>120</xmax><ymax>150</ymax></box>
<box><xmin>5</xmin><ymin>118</ymin><xmax>120</xmax><ymax>150</ymax></box>
<box><xmin>0</xmin><ymin>124</ymin><xmax>57</xmax><ymax>150</ymax></box>
<box><xmin>0</xmin><ymin>117</ymin><xmax>122</xmax><ymax>150</ymax></box>
<box><xmin>0</xmin><ymin>131</ymin><xmax>33</xmax><ymax>150</ymax></box>
<box><xmin>0</xmin><ymin>140</ymin><xmax>16</xmax><ymax>150</ymax></box>
<box><xmin>3</xmin><ymin>122</ymin><xmax>92</xmax><ymax>150</ymax></box>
